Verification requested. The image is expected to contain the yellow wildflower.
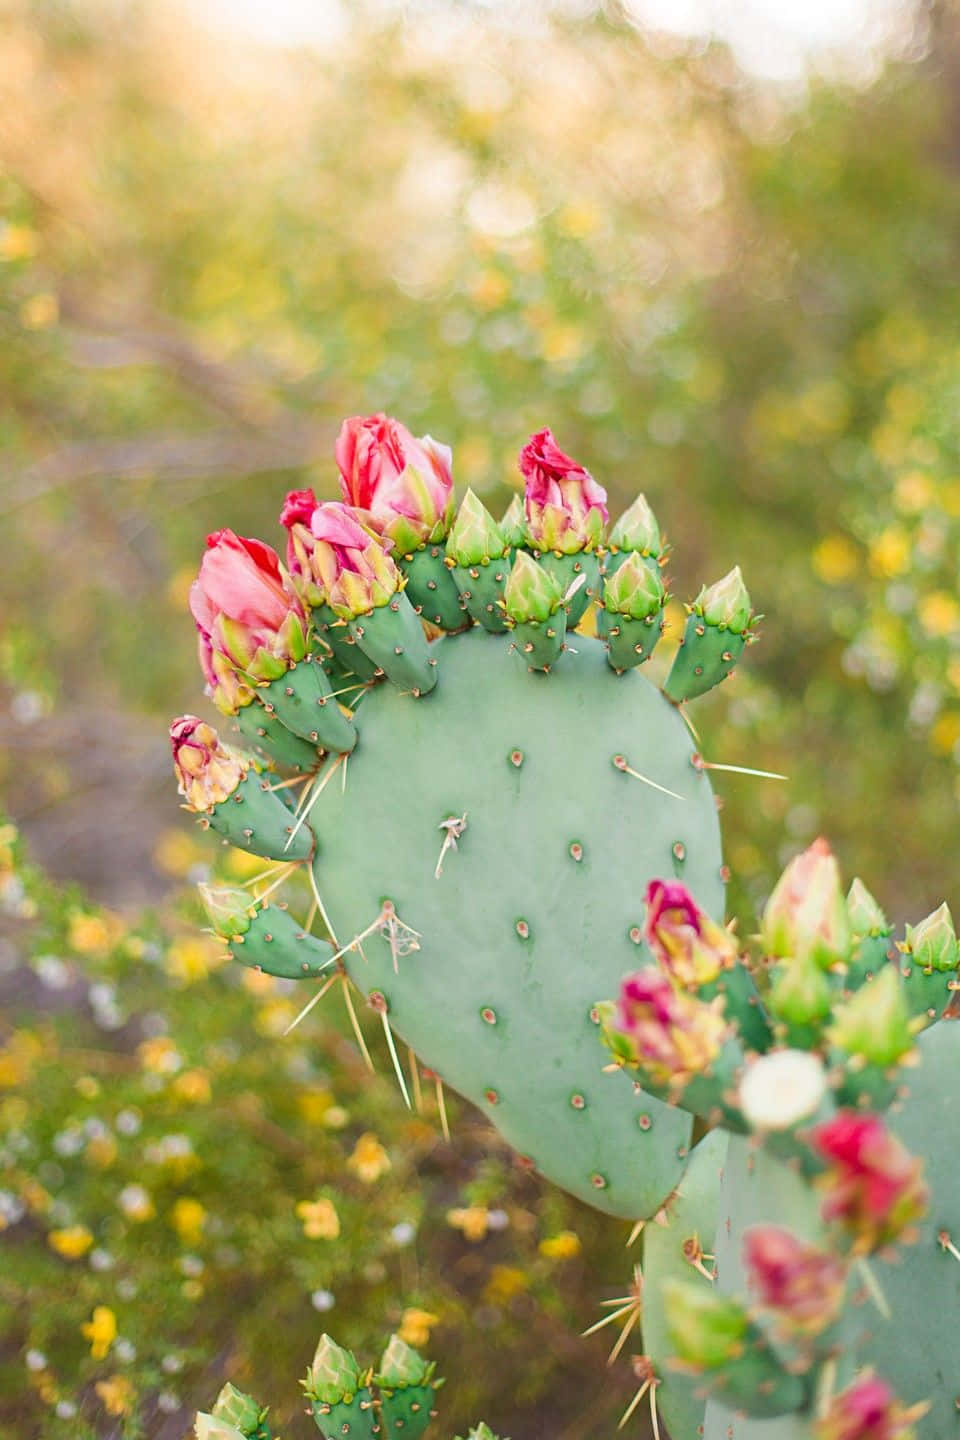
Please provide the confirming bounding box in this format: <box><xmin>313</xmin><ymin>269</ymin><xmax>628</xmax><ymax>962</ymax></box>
<box><xmin>82</xmin><ymin>1306</ymin><xmax>117</xmax><ymax>1360</ymax></box>
<box><xmin>75</xmin><ymin>1075</ymin><xmax>100</xmax><ymax>1099</ymax></box>
<box><xmin>298</xmin><ymin>1089</ymin><xmax>336</xmax><ymax>1125</ymax></box>
<box><xmin>48</xmin><ymin>1225</ymin><xmax>94</xmax><ymax>1260</ymax></box>
<box><xmin>0</xmin><ymin>223</ymin><xmax>38</xmax><ymax>260</ymax></box>
<box><xmin>812</xmin><ymin>534</ymin><xmax>858</xmax><ymax>585</ymax></box>
<box><xmin>152</xmin><ymin>827</ymin><xmax>208</xmax><ymax>878</ymax></box>
<box><xmin>931</xmin><ymin>712</ymin><xmax>960</xmax><ymax>757</ymax></box>
<box><xmin>170</xmin><ymin>1197</ymin><xmax>207</xmax><ymax>1246</ymax></box>
<box><xmin>95</xmin><ymin>1375</ymin><xmax>135</xmax><ymax>1416</ymax></box>
<box><xmin>538</xmin><ymin>1230</ymin><xmax>582</xmax><ymax>1260</ymax></box>
<box><xmin>347</xmin><ymin>1133</ymin><xmax>391</xmax><ymax>1183</ymax></box>
<box><xmin>447</xmin><ymin>1206</ymin><xmax>490</xmax><ymax>1243</ymax></box>
<box><xmin>166</xmin><ymin>936</ymin><xmax>224</xmax><ymax>986</ymax></box>
<box><xmin>919</xmin><ymin>591</ymin><xmax>960</xmax><ymax>639</ymax></box>
<box><xmin>484</xmin><ymin>1266</ymin><xmax>529</xmax><ymax>1304</ymax></box>
<box><xmin>137</xmin><ymin>1036</ymin><xmax>181</xmax><ymax>1075</ymax></box>
<box><xmin>398</xmin><ymin>1308</ymin><xmax>440</xmax><ymax>1348</ymax></box>
<box><xmin>172</xmin><ymin>1068</ymin><xmax>212</xmax><ymax>1104</ymax></box>
<box><xmin>296</xmin><ymin>1197</ymin><xmax>340</xmax><ymax>1240</ymax></box>
<box><xmin>868</xmin><ymin>527</ymin><xmax>911</xmax><ymax>578</ymax></box>
<box><xmin>86</xmin><ymin>1134</ymin><xmax>118</xmax><ymax>1169</ymax></box>
<box><xmin>68</xmin><ymin>911</ymin><xmax>112</xmax><ymax>956</ymax></box>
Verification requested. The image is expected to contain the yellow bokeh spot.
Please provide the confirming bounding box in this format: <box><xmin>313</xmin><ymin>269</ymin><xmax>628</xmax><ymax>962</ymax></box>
<box><xmin>95</xmin><ymin>1375</ymin><xmax>135</xmax><ymax>1418</ymax></box>
<box><xmin>556</xmin><ymin>203</ymin><xmax>601</xmax><ymax>239</ymax></box>
<box><xmin>254</xmin><ymin>998</ymin><xmax>297</xmax><ymax>1037</ymax></box>
<box><xmin>798</xmin><ymin>380</ymin><xmax>849</xmax><ymax>434</ymax></box>
<box><xmin>153</xmin><ymin>828</ymin><xmax>208</xmax><ymax>878</ymax></box>
<box><xmin>940</xmin><ymin>480</ymin><xmax>960</xmax><ymax>518</ymax></box>
<box><xmin>20</xmin><ymin>292</ymin><xmax>58</xmax><ymax>330</ymax></box>
<box><xmin>0</xmin><ymin>1030</ymin><xmax>42</xmax><ymax>1088</ymax></box>
<box><xmin>167</xmin><ymin>564</ymin><xmax>198</xmax><ymax>611</ymax></box>
<box><xmin>75</xmin><ymin>1075</ymin><xmax>101</xmax><ymax>1099</ymax></box>
<box><xmin>894</xmin><ymin>470</ymin><xmax>933</xmax><ymax>514</ymax></box>
<box><xmin>137</xmin><ymin>1036</ymin><xmax>182</xmax><ymax>1075</ymax></box>
<box><xmin>947</xmin><ymin>658</ymin><xmax>960</xmax><ymax>694</ymax></box>
<box><xmin>0</xmin><ymin>223</ymin><xmax>38</xmax><ymax>261</ymax></box>
<box><xmin>297</xmin><ymin>1089</ymin><xmax>336</xmax><ymax>1125</ymax></box>
<box><xmin>867</xmin><ymin>527</ymin><xmax>911</xmax><ymax>579</ymax></box>
<box><xmin>82</xmin><ymin>1306</ymin><xmax>117</xmax><ymax>1360</ymax></box>
<box><xmin>812</xmin><ymin>534</ymin><xmax>858</xmax><ymax>585</ymax></box>
<box><xmin>457</xmin><ymin>435</ymin><xmax>492</xmax><ymax>482</ymax></box>
<box><xmin>166</xmin><ymin>935</ymin><xmax>224</xmax><ymax>986</ymax></box>
<box><xmin>541</xmin><ymin>323</ymin><xmax>584</xmax><ymax>367</ymax></box>
<box><xmin>295</xmin><ymin>1196</ymin><xmax>340</xmax><ymax>1239</ymax></box>
<box><xmin>224</xmin><ymin>846</ymin><xmax>272</xmax><ymax>880</ymax></box>
<box><xmin>86</xmin><ymin>1134</ymin><xmax>118</xmax><ymax>1169</ymax></box>
<box><xmin>918</xmin><ymin>591</ymin><xmax>959</xmax><ymax>639</ymax></box>
<box><xmin>68</xmin><ymin>911</ymin><xmax>115</xmax><ymax>956</ymax></box>
<box><xmin>469</xmin><ymin>267</ymin><xmax>510</xmax><ymax>309</ymax></box>
<box><xmin>538</xmin><ymin>1230</ymin><xmax>582</xmax><ymax>1260</ymax></box>
<box><xmin>170</xmin><ymin>1197</ymin><xmax>207</xmax><ymax>1246</ymax></box>
<box><xmin>172</xmin><ymin>1067</ymin><xmax>212</xmax><ymax>1104</ymax></box>
<box><xmin>484</xmin><ymin>1265</ymin><xmax>529</xmax><ymax>1304</ymax></box>
<box><xmin>398</xmin><ymin>1308</ymin><xmax>440</xmax><ymax>1347</ymax></box>
<box><xmin>48</xmin><ymin>1224</ymin><xmax>94</xmax><ymax>1260</ymax></box>
<box><xmin>347</xmin><ymin>1132</ymin><xmax>391</xmax><ymax>1183</ymax></box>
<box><xmin>931</xmin><ymin>712</ymin><xmax>960</xmax><ymax>757</ymax></box>
<box><xmin>446</xmin><ymin>1206</ymin><xmax>490</xmax><ymax>1243</ymax></box>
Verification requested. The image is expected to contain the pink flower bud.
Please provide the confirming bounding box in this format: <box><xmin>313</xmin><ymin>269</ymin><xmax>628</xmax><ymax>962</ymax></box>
<box><xmin>808</xmin><ymin>1111</ymin><xmax>928</xmax><ymax>1253</ymax></box>
<box><xmin>307</xmin><ymin>501</ymin><xmax>401</xmax><ymax>619</ymax></box>
<box><xmin>614</xmin><ymin>968</ymin><xmax>727</xmax><ymax>1089</ymax></box>
<box><xmin>170</xmin><ymin>716</ymin><xmax>246</xmax><ymax>812</ymax></box>
<box><xmin>742</xmin><ymin>1226</ymin><xmax>846</xmax><ymax>1335</ymax></box>
<box><xmin>519</xmin><ymin>428</ymin><xmax>607</xmax><ymax>555</ymax></box>
<box><xmin>816</xmin><ymin>1374</ymin><xmax>926</xmax><ymax>1440</ymax></box>
<box><xmin>336</xmin><ymin>413</ymin><xmax>454</xmax><ymax>553</ymax></box>
<box><xmin>762</xmin><ymin>837</ymin><xmax>851</xmax><ymax>969</ymax></box>
<box><xmin>189</xmin><ymin>530</ymin><xmax>307</xmax><ymax>713</ymax></box>
<box><xmin>645</xmin><ymin>880</ymin><xmax>738</xmax><ymax>988</ymax></box>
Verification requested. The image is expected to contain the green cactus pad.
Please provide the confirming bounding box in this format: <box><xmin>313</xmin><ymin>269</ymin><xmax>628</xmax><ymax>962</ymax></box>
<box><xmin>597</xmin><ymin>610</ymin><xmax>664</xmax><ymax>673</ymax></box>
<box><xmin>313</xmin><ymin>602</ymin><xmax>382</xmax><ymax>685</ymax></box>
<box><xmin>509</xmin><ymin>613</ymin><xmax>567</xmax><ymax>671</ymax></box>
<box><xmin>310</xmin><ymin>1392</ymin><xmax>379</xmax><ymax>1439</ymax></box>
<box><xmin>534</xmin><ymin>549</ymin><xmax>600</xmax><ymax>628</ymax></box>
<box><xmin>663</xmin><ymin>614</ymin><xmax>748</xmax><ymax>704</ymax></box>
<box><xmin>206</xmin><ymin>769</ymin><xmax>314</xmax><ymax>862</ymax></box>
<box><xmin>308</xmin><ymin>628</ymin><xmax>726</xmax><ymax>1219</ymax></box>
<box><xmin>378</xmin><ymin>1385</ymin><xmax>435</xmax><ymax>1438</ymax></box>
<box><xmin>451</xmin><ymin>560</ymin><xmax>512</xmax><ymax>633</ymax></box>
<box><xmin>398</xmin><ymin>544</ymin><xmax>468</xmax><ymax>632</ymax></box>
<box><xmin>233</xmin><ymin>700</ymin><xmax>324</xmax><ymax>773</ymax></box>
<box><xmin>226</xmin><ymin>900</ymin><xmax>334</xmax><ymax>979</ymax></box>
<box><xmin>255</xmin><ymin>658</ymin><xmax>357</xmax><ymax>754</ymax></box>
<box><xmin>349</xmin><ymin>593</ymin><xmax>438</xmax><ymax>695</ymax></box>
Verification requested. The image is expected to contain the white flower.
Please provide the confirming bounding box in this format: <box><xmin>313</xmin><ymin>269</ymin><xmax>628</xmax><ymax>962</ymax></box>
<box><xmin>739</xmin><ymin>1050</ymin><xmax>827</xmax><ymax>1131</ymax></box>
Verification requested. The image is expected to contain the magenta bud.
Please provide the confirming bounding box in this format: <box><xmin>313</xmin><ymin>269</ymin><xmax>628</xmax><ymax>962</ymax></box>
<box><xmin>743</xmin><ymin>1226</ymin><xmax>846</xmax><ymax>1335</ymax></box>
<box><xmin>808</xmin><ymin>1110</ymin><xmax>928</xmax><ymax>1253</ymax></box>
<box><xmin>644</xmin><ymin>879</ymin><xmax>737</xmax><ymax>988</ymax></box>
<box><xmin>336</xmin><ymin>412</ymin><xmax>454</xmax><ymax>553</ymax></box>
<box><xmin>762</xmin><ymin>837</ymin><xmax>851</xmax><ymax>969</ymax></box>
<box><xmin>520</xmin><ymin>428</ymin><xmax>607</xmax><ymax>554</ymax></box>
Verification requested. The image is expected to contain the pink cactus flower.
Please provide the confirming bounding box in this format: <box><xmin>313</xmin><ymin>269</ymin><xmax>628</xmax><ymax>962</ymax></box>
<box><xmin>816</xmin><ymin>1374</ymin><xmax>927</xmax><ymax>1440</ymax></box>
<box><xmin>336</xmin><ymin>413</ymin><xmax>454</xmax><ymax>552</ymax></box>
<box><xmin>645</xmin><ymin>879</ymin><xmax>738</xmax><ymax>988</ymax></box>
<box><xmin>519</xmin><ymin>428</ymin><xmax>607</xmax><ymax>554</ymax></box>
<box><xmin>615</xmin><ymin>968</ymin><xmax>726</xmax><ymax>1090</ymax></box>
<box><xmin>808</xmin><ymin>1111</ymin><xmax>928</xmax><ymax>1252</ymax></box>
<box><xmin>762</xmin><ymin>837</ymin><xmax>851</xmax><ymax>969</ymax></box>
<box><xmin>742</xmin><ymin>1226</ymin><xmax>847</xmax><ymax>1335</ymax></box>
<box><xmin>305</xmin><ymin>501</ymin><xmax>401</xmax><ymax>619</ymax></box>
<box><xmin>189</xmin><ymin>530</ymin><xmax>307</xmax><ymax>713</ymax></box>
<box><xmin>170</xmin><ymin>716</ymin><xmax>246</xmax><ymax>812</ymax></box>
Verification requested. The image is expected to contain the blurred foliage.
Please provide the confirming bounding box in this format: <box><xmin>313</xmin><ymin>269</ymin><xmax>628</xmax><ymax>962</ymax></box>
<box><xmin>3</xmin><ymin>0</ymin><xmax>960</xmax><ymax>1433</ymax></box>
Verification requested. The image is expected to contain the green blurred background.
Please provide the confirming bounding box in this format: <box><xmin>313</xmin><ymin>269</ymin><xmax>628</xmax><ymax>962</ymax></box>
<box><xmin>2</xmin><ymin>0</ymin><xmax>960</xmax><ymax>1434</ymax></box>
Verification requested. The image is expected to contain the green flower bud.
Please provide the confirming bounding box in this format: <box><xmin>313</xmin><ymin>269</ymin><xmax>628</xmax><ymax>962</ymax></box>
<box><xmin>195</xmin><ymin>1416</ymin><xmax>247</xmax><ymax>1440</ymax></box>
<box><xmin>198</xmin><ymin>884</ymin><xmax>253</xmax><ymax>940</ymax></box>
<box><xmin>662</xmin><ymin>1279</ymin><xmax>749</xmax><ymax>1369</ymax></box>
<box><xmin>902</xmin><ymin>902</ymin><xmax>959</xmax><ymax>973</ymax></box>
<box><xmin>446</xmin><ymin>490</ymin><xmax>506</xmax><ymax>567</ymax></box>
<box><xmin>454</xmin><ymin>1426</ymin><xmax>502</xmax><ymax>1440</ymax></box>
<box><xmin>828</xmin><ymin>965</ymin><xmax>916</xmax><ymax>1067</ymax></box>
<box><xmin>602</xmin><ymin>551</ymin><xmax>666</xmax><ymax>620</ymax></box>
<box><xmin>503</xmin><ymin>550</ymin><xmax>563</xmax><ymax>625</ymax></box>
<box><xmin>499</xmin><ymin>493</ymin><xmax>527</xmax><ymax>549</ymax></box>
<box><xmin>762</xmin><ymin>838</ymin><xmax>851</xmax><ymax>969</ymax></box>
<box><xmin>376</xmin><ymin>1335</ymin><xmax>431</xmax><ymax>1389</ymax></box>
<box><xmin>769</xmin><ymin>952</ymin><xmax>833</xmax><ymax>1027</ymax></box>
<box><xmin>608</xmin><ymin>493</ymin><xmax>662</xmax><ymax>557</ymax></box>
<box><xmin>303</xmin><ymin>1334</ymin><xmax>362</xmax><ymax>1405</ymax></box>
<box><xmin>695</xmin><ymin>566</ymin><xmax>752</xmax><ymax>633</ymax></box>
<box><xmin>211</xmin><ymin>1383</ymin><xmax>266</xmax><ymax>1436</ymax></box>
<box><xmin>846</xmin><ymin>878</ymin><xmax>890</xmax><ymax>938</ymax></box>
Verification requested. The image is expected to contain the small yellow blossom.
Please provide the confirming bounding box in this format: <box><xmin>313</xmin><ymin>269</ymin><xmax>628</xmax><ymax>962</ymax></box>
<box><xmin>0</xmin><ymin>223</ymin><xmax>38</xmax><ymax>261</ymax></box>
<box><xmin>170</xmin><ymin>1197</ymin><xmax>207</xmax><ymax>1246</ymax></box>
<box><xmin>20</xmin><ymin>1178</ymin><xmax>51</xmax><ymax>1214</ymax></box>
<box><xmin>868</xmin><ymin>527</ymin><xmax>911</xmax><ymax>579</ymax></box>
<box><xmin>182</xmin><ymin>1278</ymin><xmax>205</xmax><ymax>1301</ymax></box>
<box><xmin>68</xmin><ymin>911</ymin><xmax>112</xmax><ymax>956</ymax></box>
<box><xmin>137</xmin><ymin>1036</ymin><xmax>181</xmax><ymax>1075</ymax></box>
<box><xmin>538</xmin><ymin>1230</ymin><xmax>582</xmax><ymax>1260</ymax></box>
<box><xmin>919</xmin><ymin>591</ymin><xmax>960</xmax><ymax>639</ymax></box>
<box><xmin>153</xmin><ymin>827</ymin><xmax>208</xmax><ymax>878</ymax></box>
<box><xmin>95</xmin><ymin>1375</ymin><xmax>135</xmax><ymax>1416</ymax></box>
<box><xmin>75</xmin><ymin>1075</ymin><xmax>101</xmax><ymax>1099</ymax></box>
<box><xmin>224</xmin><ymin>845</ymin><xmax>271</xmax><ymax>880</ymax></box>
<box><xmin>166</xmin><ymin>936</ymin><xmax>224</xmax><ymax>986</ymax></box>
<box><xmin>172</xmin><ymin>1068</ymin><xmax>212</xmax><ymax>1104</ymax></box>
<box><xmin>86</xmin><ymin>1134</ymin><xmax>118</xmax><ymax>1169</ymax></box>
<box><xmin>296</xmin><ymin>1196</ymin><xmax>340</xmax><ymax>1239</ymax></box>
<box><xmin>82</xmin><ymin>1306</ymin><xmax>117</xmax><ymax>1360</ymax></box>
<box><xmin>20</xmin><ymin>292</ymin><xmax>58</xmax><ymax>330</ymax></box>
<box><xmin>484</xmin><ymin>1266</ymin><xmax>529</xmax><ymax>1304</ymax></box>
<box><xmin>447</xmin><ymin>1206</ymin><xmax>491</xmax><ymax>1243</ymax></box>
<box><xmin>48</xmin><ymin>1225</ymin><xmax>94</xmax><ymax>1260</ymax></box>
<box><xmin>398</xmin><ymin>1308</ymin><xmax>440</xmax><ymax>1348</ymax></box>
<box><xmin>298</xmin><ymin>1089</ymin><xmax>336</xmax><ymax>1124</ymax></box>
<box><xmin>812</xmin><ymin>534</ymin><xmax>858</xmax><ymax>585</ymax></box>
<box><xmin>255</xmin><ymin>998</ymin><xmax>297</xmax><ymax>1037</ymax></box>
<box><xmin>931</xmin><ymin>712</ymin><xmax>960</xmax><ymax>757</ymax></box>
<box><xmin>347</xmin><ymin>1133</ymin><xmax>391</xmax><ymax>1183</ymax></box>
<box><xmin>894</xmin><ymin>470</ymin><xmax>934</xmax><ymax>513</ymax></box>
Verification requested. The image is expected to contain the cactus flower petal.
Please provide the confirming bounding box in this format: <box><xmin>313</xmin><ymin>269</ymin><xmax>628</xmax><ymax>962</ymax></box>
<box><xmin>808</xmin><ymin>1111</ymin><xmax>928</xmax><ymax>1252</ymax></box>
<box><xmin>644</xmin><ymin>879</ymin><xmax>737</xmax><ymax>988</ymax></box>
<box><xmin>611</xmin><ymin>968</ymin><xmax>727</xmax><ymax>1088</ymax></box>
<box><xmin>520</xmin><ymin>428</ymin><xmax>607</xmax><ymax>554</ymax></box>
<box><xmin>743</xmin><ymin>1226</ymin><xmax>847</xmax><ymax>1335</ymax></box>
<box><xmin>337</xmin><ymin>412</ymin><xmax>454</xmax><ymax>551</ymax></box>
<box><xmin>815</xmin><ymin>1374</ymin><xmax>927</xmax><ymax>1440</ymax></box>
<box><xmin>171</xmin><ymin>716</ymin><xmax>246</xmax><ymax>812</ymax></box>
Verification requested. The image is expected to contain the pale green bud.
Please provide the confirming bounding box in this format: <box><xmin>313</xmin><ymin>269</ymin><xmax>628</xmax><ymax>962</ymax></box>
<box><xmin>902</xmin><ymin>902</ymin><xmax>959</xmax><ymax>973</ymax></box>
<box><xmin>376</xmin><ymin>1335</ymin><xmax>430</xmax><ymax>1388</ymax></box>
<box><xmin>446</xmin><ymin>489</ymin><xmax>506</xmax><ymax>567</ymax></box>
<box><xmin>304</xmin><ymin>1334</ymin><xmax>361</xmax><ymax>1405</ymax></box>
<box><xmin>846</xmin><ymin>878</ymin><xmax>890</xmax><ymax>937</ymax></box>
<box><xmin>503</xmin><ymin>550</ymin><xmax>563</xmax><ymax>625</ymax></box>
<box><xmin>602</xmin><ymin>551</ymin><xmax>665</xmax><ymax>620</ymax></box>
<box><xmin>696</xmin><ymin>566</ymin><xmax>752</xmax><ymax>633</ymax></box>
<box><xmin>828</xmin><ymin>965</ymin><xmax>916</xmax><ymax>1067</ymax></box>
<box><xmin>762</xmin><ymin>838</ymin><xmax>851</xmax><ymax>969</ymax></box>
<box><xmin>768</xmin><ymin>952</ymin><xmax>833</xmax><ymax>1026</ymax></box>
<box><xmin>198</xmin><ymin>884</ymin><xmax>252</xmax><ymax>939</ymax></box>
<box><xmin>663</xmin><ymin>1279</ymin><xmax>749</xmax><ymax>1369</ymax></box>
<box><xmin>499</xmin><ymin>494</ymin><xmax>527</xmax><ymax>549</ymax></box>
<box><xmin>608</xmin><ymin>493</ymin><xmax>661</xmax><ymax>557</ymax></box>
<box><xmin>195</xmin><ymin>1415</ymin><xmax>246</xmax><ymax>1440</ymax></box>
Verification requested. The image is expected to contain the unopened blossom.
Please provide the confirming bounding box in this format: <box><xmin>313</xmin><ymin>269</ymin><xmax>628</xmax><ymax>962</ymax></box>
<box><xmin>816</xmin><ymin>1374</ymin><xmax>926</xmax><ymax>1440</ymax></box>
<box><xmin>613</xmin><ymin>968</ymin><xmax>726</xmax><ymax>1090</ymax></box>
<box><xmin>170</xmin><ymin>717</ymin><xmax>246</xmax><ymax>814</ymax></box>
<box><xmin>743</xmin><ymin>1226</ymin><xmax>847</xmax><ymax>1335</ymax></box>
<box><xmin>762</xmin><ymin>838</ymin><xmax>851</xmax><ymax>969</ymax></box>
<box><xmin>520</xmin><ymin>428</ymin><xmax>607</xmax><ymax>554</ymax></box>
<box><xmin>809</xmin><ymin>1111</ymin><xmax>928</xmax><ymax>1252</ymax></box>
<box><xmin>337</xmin><ymin>412</ymin><xmax>454</xmax><ymax>552</ymax></box>
<box><xmin>644</xmin><ymin>879</ymin><xmax>737</xmax><ymax>988</ymax></box>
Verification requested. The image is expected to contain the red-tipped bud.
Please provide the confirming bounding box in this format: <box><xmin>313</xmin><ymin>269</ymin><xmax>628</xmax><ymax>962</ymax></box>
<box><xmin>306</xmin><ymin>502</ymin><xmax>401</xmax><ymax>619</ymax></box>
<box><xmin>170</xmin><ymin>717</ymin><xmax>246</xmax><ymax>812</ymax></box>
<box><xmin>815</xmin><ymin>1374</ymin><xmax>927</xmax><ymax>1440</ymax></box>
<box><xmin>762</xmin><ymin>838</ymin><xmax>851</xmax><ymax>969</ymax></box>
<box><xmin>520</xmin><ymin>428</ymin><xmax>607</xmax><ymax>554</ymax></box>
<box><xmin>808</xmin><ymin>1111</ymin><xmax>928</xmax><ymax>1253</ymax></box>
<box><xmin>189</xmin><ymin>530</ymin><xmax>307</xmax><ymax>714</ymax></box>
<box><xmin>611</xmin><ymin>968</ymin><xmax>727</xmax><ymax>1089</ymax></box>
<box><xmin>743</xmin><ymin>1226</ymin><xmax>846</xmax><ymax>1335</ymax></box>
<box><xmin>336</xmin><ymin>412</ymin><xmax>454</xmax><ymax>553</ymax></box>
<box><xmin>644</xmin><ymin>880</ymin><xmax>737</xmax><ymax>988</ymax></box>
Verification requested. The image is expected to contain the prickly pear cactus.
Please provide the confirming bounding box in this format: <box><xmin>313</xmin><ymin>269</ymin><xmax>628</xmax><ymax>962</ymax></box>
<box><xmin>597</xmin><ymin>841</ymin><xmax>959</xmax><ymax>1439</ymax></box>
<box><xmin>171</xmin><ymin>415</ymin><xmax>759</xmax><ymax>1222</ymax></box>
